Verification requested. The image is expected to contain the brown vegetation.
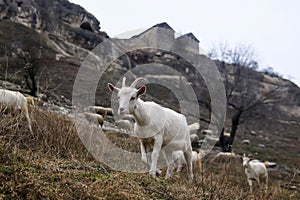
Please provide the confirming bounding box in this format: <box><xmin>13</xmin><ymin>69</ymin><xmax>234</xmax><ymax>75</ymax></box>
<box><xmin>0</xmin><ymin>106</ymin><xmax>298</xmax><ymax>199</ymax></box>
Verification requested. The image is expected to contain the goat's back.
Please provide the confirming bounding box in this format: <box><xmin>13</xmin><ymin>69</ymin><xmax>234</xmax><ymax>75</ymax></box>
<box><xmin>140</xmin><ymin>101</ymin><xmax>189</xmax><ymax>138</ymax></box>
<box><xmin>0</xmin><ymin>89</ymin><xmax>26</xmax><ymax>109</ymax></box>
<box><xmin>246</xmin><ymin>160</ymin><xmax>268</xmax><ymax>176</ymax></box>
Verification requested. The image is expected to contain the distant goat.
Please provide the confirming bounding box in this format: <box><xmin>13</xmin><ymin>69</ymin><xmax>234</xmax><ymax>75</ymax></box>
<box><xmin>115</xmin><ymin>119</ymin><xmax>133</xmax><ymax>134</ymax></box>
<box><xmin>189</xmin><ymin>122</ymin><xmax>200</xmax><ymax>143</ymax></box>
<box><xmin>241</xmin><ymin>139</ymin><xmax>251</xmax><ymax>145</ymax></box>
<box><xmin>241</xmin><ymin>154</ymin><xmax>276</xmax><ymax>193</ymax></box>
<box><xmin>108</xmin><ymin>77</ymin><xmax>194</xmax><ymax>180</ymax></box>
<box><xmin>84</xmin><ymin>112</ymin><xmax>104</xmax><ymax>127</ymax></box>
<box><xmin>190</xmin><ymin>134</ymin><xmax>199</xmax><ymax>143</ymax></box>
<box><xmin>88</xmin><ymin>106</ymin><xmax>113</xmax><ymax>118</ymax></box>
<box><xmin>121</xmin><ymin>114</ymin><xmax>136</xmax><ymax>123</ymax></box>
<box><xmin>0</xmin><ymin>89</ymin><xmax>32</xmax><ymax>133</ymax></box>
<box><xmin>211</xmin><ymin>152</ymin><xmax>237</xmax><ymax>163</ymax></box>
<box><xmin>201</xmin><ymin>129</ymin><xmax>213</xmax><ymax>135</ymax></box>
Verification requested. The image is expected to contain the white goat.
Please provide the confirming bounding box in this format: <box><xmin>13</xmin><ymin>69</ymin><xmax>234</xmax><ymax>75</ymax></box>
<box><xmin>84</xmin><ymin>112</ymin><xmax>104</xmax><ymax>127</ymax></box>
<box><xmin>172</xmin><ymin>150</ymin><xmax>202</xmax><ymax>173</ymax></box>
<box><xmin>0</xmin><ymin>89</ymin><xmax>32</xmax><ymax>133</ymax></box>
<box><xmin>241</xmin><ymin>154</ymin><xmax>276</xmax><ymax>193</ymax></box>
<box><xmin>108</xmin><ymin>77</ymin><xmax>194</xmax><ymax>180</ymax></box>
<box><xmin>115</xmin><ymin>119</ymin><xmax>133</xmax><ymax>134</ymax></box>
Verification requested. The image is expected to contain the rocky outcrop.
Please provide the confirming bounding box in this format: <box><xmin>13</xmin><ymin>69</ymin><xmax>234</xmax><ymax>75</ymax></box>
<box><xmin>0</xmin><ymin>0</ymin><xmax>108</xmax><ymax>52</ymax></box>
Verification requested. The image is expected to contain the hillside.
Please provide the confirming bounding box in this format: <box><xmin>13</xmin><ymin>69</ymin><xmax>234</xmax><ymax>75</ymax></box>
<box><xmin>0</xmin><ymin>0</ymin><xmax>300</xmax><ymax>199</ymax></box>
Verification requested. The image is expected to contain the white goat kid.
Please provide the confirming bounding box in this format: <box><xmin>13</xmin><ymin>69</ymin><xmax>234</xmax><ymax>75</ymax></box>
<box><xmin>108</xmin><ymin>77</ymin><xmax>194</xmax><ymax>181</ymax></box>
<box><xmin>0</xmin><ymin>89</ymin><xmax>32</xmax><ymax>133</ymax></box>
<box><xmin>172</xmin><ymin>150</ymin><xmax>202</xmax><ymax>173</ymax></box>
<box><xmin>242</xmin><ymin>154</ymin><xmax>269</xmax><ymax>193</ymax></box>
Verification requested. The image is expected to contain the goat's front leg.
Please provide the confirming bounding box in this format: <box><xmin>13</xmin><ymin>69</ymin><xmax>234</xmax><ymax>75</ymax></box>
<box><xmin>140</xmin><ymin>139</ymin><xmax>161</xmax><ymax>175</ymax></box>
<box><xmin>149</xmin><ymin>135</ymin><xmax>163</xmax><ymax>177</ymax></box>
<box><xmin>139</xmin><ymin>139</ymin><xmax>148</xmax><ymax>165</ymax></box>
<box><xmin>248</xmin><ymin>178</ymin><xmax>253</xmax><ymax>193</ymax></box>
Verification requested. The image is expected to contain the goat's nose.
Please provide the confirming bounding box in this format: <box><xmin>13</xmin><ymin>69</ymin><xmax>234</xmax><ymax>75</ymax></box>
<box><xmin>119</xmin><ymin>107</ymin><xmax>125</xmax><ymax>113</ymax></box>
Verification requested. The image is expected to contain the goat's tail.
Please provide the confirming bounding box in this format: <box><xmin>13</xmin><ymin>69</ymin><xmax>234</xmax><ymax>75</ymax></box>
<box><xmin>188</xmin><ymin>122</ymin><xmax>199</xmax><ymax>132</ymax></box>
<box><xmin>264</xmin><ymin>161</ymin><xmax>277</xmax><ymax>168</ymax></box>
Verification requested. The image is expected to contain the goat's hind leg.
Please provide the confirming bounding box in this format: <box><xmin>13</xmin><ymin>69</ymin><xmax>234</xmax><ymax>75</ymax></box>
<box><xmin>163</xmin><ymin>150</ymin><xmax>175</xmax><ymax>179</ymax></box>
<box><xmin>184</xmin><ymin>150</ymin><xmax>194</xmax><ymax>182</ymax></box>
<box><xmin>263</xmin><ymin>175</ymin><xmax>268</xmax><ymax>193</ymax></box>
<box><xmin>22</xmin><ymin>105</ymin><xmax>32</xmax><ymax>134</ymax></box>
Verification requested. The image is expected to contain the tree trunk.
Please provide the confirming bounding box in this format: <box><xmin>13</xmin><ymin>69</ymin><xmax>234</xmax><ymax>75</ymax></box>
<box><xmin>229</xmin><ymin>110</ymin><xmax>243</xmax><ymax>147</ymax></box>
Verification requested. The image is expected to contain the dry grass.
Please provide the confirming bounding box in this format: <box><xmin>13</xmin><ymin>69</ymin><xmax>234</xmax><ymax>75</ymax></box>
<box><xmin>0</xmin><ymin>106</ymin><xmax>299</xmax><ymax>199</ymax></box>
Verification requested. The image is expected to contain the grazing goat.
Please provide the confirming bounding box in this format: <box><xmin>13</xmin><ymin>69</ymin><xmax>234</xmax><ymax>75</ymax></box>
<box><xmin>0</xmin><ymin>89</ymin><xmax>32</xmax><ymax>133</ymax></box>
<box><xmin>241</xmin><ymin>154</ymin><xmax>276</xmax><ymax>193</ymax></box>
<box><xmin>115</xmin><ymin>119</ymin><xmax>133</xmax><ymax>134</ymax></box>
<box><xmin>172</xmin><ymin>150</ymin><xmax>202</xmax><ymax>173</ymax></box>
<box><xmin>84</xmin><ymin>112</ymin><xmax>104</xmax><ymax>127</ymax></box>
<box><xmin>88</xmin><ymin>106</ymin><xmax>113</xmax><ymax>118</ymax></box>
<box><xmin>211</xmin><ymin>152</ymin><xmax>237</xmax><ymax>163</ymax></box>
<box><xmin>108</xmin><ymin>77</ymin><xmax>194</xmax><ymax>180</ymax></box>
<box><xmin>214</xmin><ymin>152</ymin><xmax>237</xmax><ymax>159</ymax></box>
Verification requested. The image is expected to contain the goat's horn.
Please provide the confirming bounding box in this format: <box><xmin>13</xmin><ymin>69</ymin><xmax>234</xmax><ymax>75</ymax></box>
<box><xmin>122</xmin><ymin>77</ymin><xmax>126</xmax><ymax>87</ymax></box>
<box><xmin>130</xmin><ymin>78</ymin><xmax>145</xmax><ymax>88</ymax></box>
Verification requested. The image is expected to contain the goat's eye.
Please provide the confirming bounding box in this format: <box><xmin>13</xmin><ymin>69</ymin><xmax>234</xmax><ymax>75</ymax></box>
<box><xmin>130</xmin><ymin>96</ymin><xmax>136</xmax><ymax>101</ymax></box>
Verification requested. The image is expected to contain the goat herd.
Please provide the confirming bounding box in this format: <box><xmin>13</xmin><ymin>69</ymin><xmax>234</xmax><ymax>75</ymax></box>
<box><xmin>0</xmin><ymin>77</ymin><xmax>277</xmax><ymax>193</ymax></box>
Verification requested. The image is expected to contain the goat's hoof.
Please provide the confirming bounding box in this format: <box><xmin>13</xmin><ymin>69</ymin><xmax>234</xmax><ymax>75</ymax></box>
<box><xmin>149</xmin><ymin>170</ymin><xmax>156</xmax><ymax>177</ymax></box>
<box><xmin>188</xmin><ymin>176</ymin><xmax>194</xmax><ymax>183</ymax></box>
<box><xmin>156</xmin><ymin>169</ymin><xmax>162</xmax><ymax>175</ymax></box>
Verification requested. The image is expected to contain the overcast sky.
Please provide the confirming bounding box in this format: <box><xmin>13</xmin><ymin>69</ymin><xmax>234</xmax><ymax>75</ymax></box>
<box><xmin>70</xmin><ymin>0</ymin><xmax>300</xmax><ymax>87</ymax></box>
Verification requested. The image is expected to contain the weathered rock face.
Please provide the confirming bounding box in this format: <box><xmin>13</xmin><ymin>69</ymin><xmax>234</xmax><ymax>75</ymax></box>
<box><xmin>0</xmin><ymin>0</ymin><xmax>108</xmax><ymax>50</ymax></box>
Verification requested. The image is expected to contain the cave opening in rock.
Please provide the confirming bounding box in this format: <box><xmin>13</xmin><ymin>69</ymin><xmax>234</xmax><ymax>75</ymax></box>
<box><xmin>80</xmin><ymin>22</ymin><xmax>93</xmax><ymax>32</ymax></box>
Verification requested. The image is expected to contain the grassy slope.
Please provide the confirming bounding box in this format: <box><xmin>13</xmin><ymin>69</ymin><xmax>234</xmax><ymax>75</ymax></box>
<box><xmin>0</xmin><ymin>106</ymin><xmax>299</xmax><ymax>199</ymax></box>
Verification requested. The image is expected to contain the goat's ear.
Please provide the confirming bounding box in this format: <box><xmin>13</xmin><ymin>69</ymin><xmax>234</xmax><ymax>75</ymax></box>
<box><xmin>137</xmin><ymin>85</ymin><xmax>146</xmax><ymax>97</ymax></box>
<box><xmin>108</xmin><ymin>83</ymin><xmax>119</xmax><ymax>93</ymax></box>
<box><xmin>239</xmin><ymin>155</ymin><xmax>243</xmax><ymax>161</ymax></box>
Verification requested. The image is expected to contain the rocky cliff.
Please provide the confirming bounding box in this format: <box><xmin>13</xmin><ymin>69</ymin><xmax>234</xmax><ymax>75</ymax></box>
<box><xmin>0</xmin><ymin>0</ymin><xmax>108</xmax><ymax>59</ymax></box>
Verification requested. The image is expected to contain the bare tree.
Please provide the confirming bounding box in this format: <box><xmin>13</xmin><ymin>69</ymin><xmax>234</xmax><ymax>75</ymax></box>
<box><xmin>16</xmin><ymin>46</ymin><xmax>43</xmax><ymax>97</ymax></box>
<box><xmin>209</xmin><ymin>42</ymin><xmax>259</xmax><ymax>70</ymax></box>
<box><xmin>209</xmin><ymin>43</ymin><xmax>282</xmax><ymax>152</ymax></box>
